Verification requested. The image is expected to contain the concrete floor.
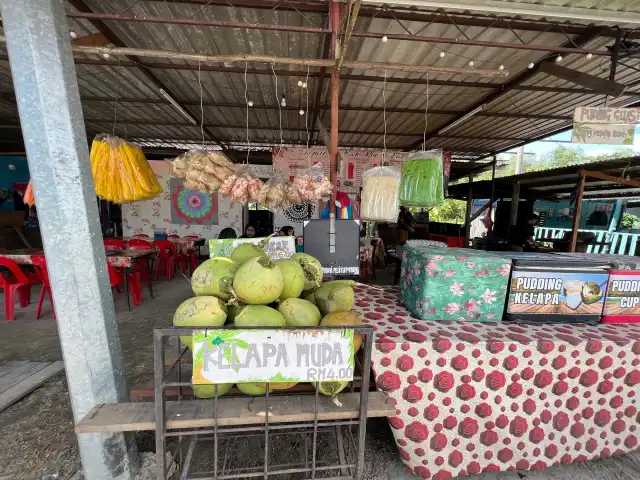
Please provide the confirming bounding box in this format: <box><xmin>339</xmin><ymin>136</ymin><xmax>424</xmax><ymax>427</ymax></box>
<box><xmin>0</xmin><ymin>267</ymin><xmax>639</xmax><ymax>479</ymax></box>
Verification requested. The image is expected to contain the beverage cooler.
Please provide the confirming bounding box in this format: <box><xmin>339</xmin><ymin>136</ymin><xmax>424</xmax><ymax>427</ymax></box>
<box><xmin>497</xmin><ymin>252</ymin><xmax>611</xmax><ymax>325</ymax></box>
<box><xmin>553</xmin><ymin>253</ymin><xmax>640</xmax><ymax>324</ymax></box>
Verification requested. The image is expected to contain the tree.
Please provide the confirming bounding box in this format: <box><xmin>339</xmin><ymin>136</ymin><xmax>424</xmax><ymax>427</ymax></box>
<box><xmin>429</xmin><ymin>199</ymin><xmax>467</xmax><ymax>224</ymax></box>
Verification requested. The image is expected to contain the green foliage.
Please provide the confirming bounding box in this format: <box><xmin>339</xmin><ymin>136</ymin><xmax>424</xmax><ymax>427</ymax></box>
<box><xmin>621</xmin><ymin>212</ymin><xmax>640</xmax><ymax>229</ymax></box>
<box><xmin>429</xmin><ymin>199</ymin><xmax>467</xmax><ymax>224</ymax></box>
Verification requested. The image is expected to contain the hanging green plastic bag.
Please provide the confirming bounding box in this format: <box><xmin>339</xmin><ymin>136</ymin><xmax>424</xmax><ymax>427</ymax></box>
<box><xmin>400</xmin><ymin>150</ymin><xmax>444</xmax><ymax>207</ymax></box>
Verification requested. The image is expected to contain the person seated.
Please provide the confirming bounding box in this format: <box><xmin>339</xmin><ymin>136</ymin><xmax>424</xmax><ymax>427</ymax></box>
<box><xmin>218</xmin><ymin>227</ymin><xmax>237</xmax><ymax>239</ymax></box>
<box><xmin>279</xmin><ymin>225</ymin><xmax>295</xmax><ymax>237</ymax></box>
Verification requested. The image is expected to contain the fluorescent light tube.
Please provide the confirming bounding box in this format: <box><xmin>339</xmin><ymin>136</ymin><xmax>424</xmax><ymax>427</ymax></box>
<box><xmin>438</xmin><ymin>103</ymin><xmax>487</xmax><ymax>135</ymax></box>
<box><xmin>159</xmin><ymin>88</ymin><xmax>198</xmax><ymax>126</ymax></box>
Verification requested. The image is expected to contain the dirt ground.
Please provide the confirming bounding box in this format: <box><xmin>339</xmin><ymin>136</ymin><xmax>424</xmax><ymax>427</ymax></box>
<box><xmin>0</xmin><ymin>267</ymin><xmax>639</xmax><ymax>480</ymax></box>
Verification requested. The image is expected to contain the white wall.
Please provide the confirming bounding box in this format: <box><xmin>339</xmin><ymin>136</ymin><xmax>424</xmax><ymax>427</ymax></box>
<box><xmin>122</xmin><ymin>161</ymin><xmax>243</xmax><ymax>238</ymax></box>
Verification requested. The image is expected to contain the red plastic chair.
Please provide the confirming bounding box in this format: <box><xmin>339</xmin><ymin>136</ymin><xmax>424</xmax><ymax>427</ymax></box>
<box><xmin>104</xmin><ymin>239</ymin><xmax>127</xmax><ymax>251</ymax></box>
<box><xmin>133</xmin><ymin>233</ymin><xmax>150</xmax><ymax>238</ymax></box>
<box><xmin>182</xmin><ymin>235</ymin><xmax>201</xmax><ymax>272</ymax></box>
<box><xmin>167</xmin><ymin>234</ymin><xmax>180</xmax><ymax>239</ymax></box>
<box><xmin>30</xmin><ymin>255</ymin><xmax>56</xmax><ymax>320</ymax></box>
<box><xmin>0</xmin><ymin>257</ymin><xmax>33</xmax><ymax>321</ymax></box>
<box><xmin>128</xmin><ymin>239</ymin><xmax>153</xmax><ymax>250</ymax></box>
<box><xmin>153</xmin><ymin>239</ymin><xmax>181</xmax><ymax>280</ymax></box>
<box><xmin>107</xmin><ymin>262</ymin><xmax>141</xmax><ymax>308</ymax></box>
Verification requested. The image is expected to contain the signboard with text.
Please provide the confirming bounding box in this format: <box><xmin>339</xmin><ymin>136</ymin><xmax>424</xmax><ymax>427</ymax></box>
<box><xmin>209</xmin><ymin>236</ymin><xmax>295</xmax><ymax>260</ymax></box>
<box><xmin>604</xmin><ymin>271</ymin><xmax>640</xmax><ymax>316</ymax></box>
<box><xmin>572</xmin><ymin>107</ymin><xmax>637</xmax><ymax>145</ymax></box>
<box><xmin>191</xmin><ymin>329</ymin><xmax>355</xmax><ymax>384</ymax></box>
<box><xmin>508</xmin><ymin>270</ymin><xmax>608</xmax><ymax>315</ymax></box>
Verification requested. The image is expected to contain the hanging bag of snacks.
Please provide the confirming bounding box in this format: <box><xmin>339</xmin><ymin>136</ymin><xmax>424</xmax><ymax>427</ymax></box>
<box><xmin>361</xmin><ymin>165</ymin><xmax>401</xmax><ymax>222</ymax></box>
<box><xmin>171</xmin><ymin>150</ymin><xmax>236</xmax><ymax>194</ymax></box>
<box><xmin>90</xmin><ymin>134</ymin><xmax>163</xmax><ymax>203</ymax></box>
<box><xmin>399</xmin><ymin>149</ymin><xmax>444</xmax><ymax>207</ymax></box>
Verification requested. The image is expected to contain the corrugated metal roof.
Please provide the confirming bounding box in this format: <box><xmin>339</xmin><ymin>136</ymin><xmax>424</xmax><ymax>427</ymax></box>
<box><xmin>0</xmin><ymin>0</ymin><xmax>639</xmax><ymax>160</ymax></box>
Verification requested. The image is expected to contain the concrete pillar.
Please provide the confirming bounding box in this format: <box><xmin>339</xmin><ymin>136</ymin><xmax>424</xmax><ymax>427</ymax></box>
<box><xmin>0</xmin><ymin>1</ymin><xmax>138</xmax><ymax>478</ymax></box>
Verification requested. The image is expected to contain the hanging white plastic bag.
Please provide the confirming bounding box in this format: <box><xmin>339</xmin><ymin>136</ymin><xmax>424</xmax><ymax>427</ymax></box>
<box><xmin>361</xmin><ymin>165</ymin><xmax>401</xmax><ymax>222</ymax></box>
<box><xmin>399</xmin><ymin>149</ymin><xmax>444</xmax><ymax>207</ymax></box>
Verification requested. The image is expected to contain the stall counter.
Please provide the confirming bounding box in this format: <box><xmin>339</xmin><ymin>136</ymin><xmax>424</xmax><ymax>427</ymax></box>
<box><xmin>353</xmin><ymin>284</ymin><xmax>640</xmax><ymax>480</ymax></box>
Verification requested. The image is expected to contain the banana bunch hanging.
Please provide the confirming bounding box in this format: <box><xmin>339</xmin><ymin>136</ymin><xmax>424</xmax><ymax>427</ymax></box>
<box><xmin>90</xmin><ymin>135</ymin><xmax>163</xmax><ymax>203</ymax></box>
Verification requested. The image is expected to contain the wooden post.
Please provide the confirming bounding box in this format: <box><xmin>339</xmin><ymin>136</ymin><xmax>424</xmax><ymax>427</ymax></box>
<box><xmin>329</xmin><ymin>0</ymin><xmax>340</xmax><ymax>217</ymax></box>
<box><xmin>570</xmin><ymin>170</ymin><xmax>586</xmax><ymax>252</ymax></box>
<box><xmin>465</xmin><ymin>173</ymin><xmax>473</xmax><ymax>247</ymax></box>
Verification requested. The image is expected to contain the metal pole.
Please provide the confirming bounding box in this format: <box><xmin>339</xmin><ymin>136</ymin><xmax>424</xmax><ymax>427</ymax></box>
<box><xmin>570</xmin><ymin>170</ymin><xmax>586</xmax><ymax>253</ymax></box>
<box><xmin>0</xmin><ymin>1</ymin><xmax>138</xmax><ymax>478</ymax></box>
<box><xmin>487</xmin><ymin>157</ymin><xmax>497</xmax><ymax>248</ymax></box>
<box><xmin>465</xmin><ymin>173</ymin><xmax>473</xmax><ymax>247</ymax></box>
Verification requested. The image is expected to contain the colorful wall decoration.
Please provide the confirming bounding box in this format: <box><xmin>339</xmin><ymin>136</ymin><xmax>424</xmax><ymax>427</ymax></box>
<box><xmin>169</xmin><ymin>178</ymin><xmax>218</xmax><ymax>225</ymax></box>
<box><xmin>122</xmin><ymin>161</ymin><xmax>242</xmax><ymax>239</ymax></box>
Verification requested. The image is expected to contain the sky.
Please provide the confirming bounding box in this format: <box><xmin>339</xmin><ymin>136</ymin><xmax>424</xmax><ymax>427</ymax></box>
<box><xmin>516</xmin><ymin>128</ymin><xmax>640</xmax><ymax>158</ymax></box>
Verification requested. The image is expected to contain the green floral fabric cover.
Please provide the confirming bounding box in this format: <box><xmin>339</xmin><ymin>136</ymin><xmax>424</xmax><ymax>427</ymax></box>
<box><xmin>399</xmin><ymin>245</ymin><xmax>512</xmax><ymax>321</ymax></box>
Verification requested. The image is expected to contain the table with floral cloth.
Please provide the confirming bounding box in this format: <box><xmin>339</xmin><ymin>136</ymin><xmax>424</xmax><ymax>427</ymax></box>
<box><xmin>353</xmin><ymin>284</ymin><xmax>640</xmax><ymax>480</ymax></box>
<box><xmin>106</xmin><ymin>249</ymin><xmax>155</xmax><ymax>268</ymax></box>
<box><xmin>119</xmin><ymin>237</ymin><xmax>204</xmax><ymax>255</ymax></box>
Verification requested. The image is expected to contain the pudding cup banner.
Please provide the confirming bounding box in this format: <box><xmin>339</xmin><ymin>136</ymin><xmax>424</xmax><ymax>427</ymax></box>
<box><xmin>191</xmin><ymin>329</ymin><xmax>355</xmax><ymax>384</ymax></box>
<box><xmin>508</xmin><ymin>270</ymin><xmax>609</xmax><ymax>314</ymax></box>
<box><xmin>605</xmin><ymin>271</ymin><xmax>640</xmax><ymax>315</ymax></box>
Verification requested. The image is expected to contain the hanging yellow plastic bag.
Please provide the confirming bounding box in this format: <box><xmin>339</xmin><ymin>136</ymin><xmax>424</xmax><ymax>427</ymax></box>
<box><xmin>89</xmin><ymin>134</ymin><xmax>163</xmax><ymax>203</ymax></box>
<box><xmin>361</xmin><ymin>165</ymin><xmax>401</xmax><ymax>222</ymax></box>
<box><xmin>399</xmin><ymin>150</ymin><xmax>444</xmax><ymax>207</ymax></box>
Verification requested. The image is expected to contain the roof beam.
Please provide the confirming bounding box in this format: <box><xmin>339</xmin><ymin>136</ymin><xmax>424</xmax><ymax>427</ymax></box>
<box><xmin>537</xmin><ymin>62</ymin><xmax>626</xmax><ymax>97</ymax></box>
<box><xmin>65</xmin><ymin>11</ymin><xmax>609</xmax><ymax>56</ymax></box>
<box><xmin>363</xmin><ymin>0</ymin><xmax>640</xmax><ymax>25</ymax></box>
<box><xmin>159</xmin><ymin>1</ymin><xmax>636</xmax><ymax>38</ymax></box>
<box><xmin>4</xmin><ymin>54</ymin><xmax>639</xmax><ymax>96</ymax></box>
<box><xmin>66</xmin><ymin>0</ymin><xmax>225</xmax><ymax>148</ymax></box>
<box><xmin>412</xmin><ymin>27</ymin><xmax>606</xmax><ymax>150</ymax></box>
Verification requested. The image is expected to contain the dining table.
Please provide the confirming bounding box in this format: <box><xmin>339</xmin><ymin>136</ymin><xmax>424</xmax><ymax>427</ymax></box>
<box><xmin>116</xmin><ymin>236</ymin><xmax>205</xmax><ymax>255</ymax></box>
<box><xmin>0</xmin><ymin>248</ymin><xmax>156</xmax><ymax>311</ymax></box>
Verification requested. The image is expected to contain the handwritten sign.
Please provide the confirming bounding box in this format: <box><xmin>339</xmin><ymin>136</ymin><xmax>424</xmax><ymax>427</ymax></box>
<box><xmin>209</xmin><ymin>236</ymin><xmax>295</xmax><ymax>260</ymax></box>
<box><xmin>273</xmin><ymin>147</ymin><xmax>408</xmax><ymax>188</ymax></box>
<box><xmin>572</xmin><ymin>107</ymin><xmax>637</xmax><ymax>145</ymax></box>
<box><xmin>192</xmin><ymin>329</ymin><xmax>355</xmax><ymax>384</ymax></box>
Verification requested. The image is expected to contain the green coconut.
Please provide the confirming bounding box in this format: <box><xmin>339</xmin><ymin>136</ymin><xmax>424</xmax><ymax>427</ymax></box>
<box><xmin>278</xmin><ymin>298</ymin><xmax>322</xmax><ymax>327</ymax></box>
<box><xmin>318</xmin><ymin>380</ymin><xmax>349</xmax><ymax>397</ymax></box>
<box><xmin>291</xmin><ymin>253</ymin><xmax>323</xmax><ymax>291</ymax></box>
<box><xmin>233</xmin><ymin>257</ymin><xmax>284</xmax><ymax>304</ymax></box>
<box><xmin>173</xmin><ymin>296</ymin><xmax>227</xmax><ymax>349</ymax></box>
<box><xmin>314</xmin><ymin>283</ymin><xmax>354</xmax><ymax>316</ymax></box>
<box><xmin>235</xmin><ymin>305</ymin><xmax>286</xmax><ymax>327</ymax></box>
<box><xmin>226</xmin><ymin>303</ymin><xmax>244</xmax><ymax>324</ymax></box>
<box><xmin>192</xmin><ymin>383</ymin><xmax>233</xmax><ymax>399</ymax></box>
<box><xmin>191</xmin><ymin>257</ymin><xmax>239</xmax><ymax>300</ymax></box>
<box><xmin>230</xmin><ymin>238</ymin><xmax>271</xmax><ymax>266</ymax></box>
<box><xmin>303</xmin><ymin>291</ymin><xmax>317</xmax><ymax>305</ymax></box>
<box><xmin>274</xmin><ymin>258</ymin><xmax>305</xmax><ymax>301</ymax></box>
<box><xmin>237</xmin><ymin>382</ymin><xmax>273</xmax><ymax>396</ymax></box>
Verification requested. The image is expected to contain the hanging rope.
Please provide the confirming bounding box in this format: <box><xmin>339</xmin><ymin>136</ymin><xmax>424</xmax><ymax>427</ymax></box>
<box><xmin>271</xmin><ymin>62</ymin><xmax>284</xmax><ymax>174</ymax></box>
<box><xmin>198</xmin><ymin>60</ymin><xmax>205</xmax><ymax>148</ymax></box>
<box><xmin>382</xmin><ymin>69</ymin><xmax>387</xmax><ymax>166</ymax></box>
<box><xmin>244</xmin><ymin>61</ymin><xmax>251</xmax><ymax>164</ymax></box>
<box><xmin>423</xmin><ymin>76</ymin><xmax>429</xmax><ymax>151</ymax></box>
<box><xmin>304</xmin><ymin>65</ymin><xmax>311</xmax><ymax>167</ymax></box>
<box><xmin>112</xmin><ymin>58</ymin><xmax>121</xmax><ymax>137</ymax></box>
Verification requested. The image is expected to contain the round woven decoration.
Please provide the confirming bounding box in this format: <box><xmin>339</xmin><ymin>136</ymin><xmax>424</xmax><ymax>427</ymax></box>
<box><xmin>171</xmin><ymin>182</ymin><xmax>216</xmax><ymax>224</ymax></box>
<box><xmin>284</xmin><ymin>203</ymin><xmax>315</xmax><ymax>222</ymax></box>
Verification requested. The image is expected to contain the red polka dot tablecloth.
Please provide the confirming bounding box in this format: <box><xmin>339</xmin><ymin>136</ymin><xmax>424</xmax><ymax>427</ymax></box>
<box><xmin>353</xmin><ymin>284</ymin><xmax>640</xmax><ymax>480</ymax></box>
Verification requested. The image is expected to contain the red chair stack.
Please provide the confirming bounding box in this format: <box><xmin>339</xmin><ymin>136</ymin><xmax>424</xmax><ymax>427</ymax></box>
<box><xmin>183</xmin><ymin>235</ymin><xmax>201</xmax><ymax>272</ymax></box>
<box><xmin>30</xmin><ymin>255</ymin><xmax>56</xmax><ymax>320</ymax></box>
<box><xmin>104</xmin><ymin>238</ymin><xmax>127</xmax><ymax>251</ymax></box>
<box><xmin>0</xmin><ymin>257</ymin><xmax>33</xmax><ymax>321</ymax></box>
<box><xmin>153</xmin><ymin>239</ymin><xmax>182</xmax><ymax>280</ymax></box>
<box><xmin>133</xmin><ymin>233</ymin><xmax>150</xmax><ymax>238</ymax></box>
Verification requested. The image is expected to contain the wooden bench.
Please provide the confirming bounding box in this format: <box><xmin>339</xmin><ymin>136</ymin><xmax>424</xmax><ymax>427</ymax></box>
<box><xmin>76</xmin><ymin>392</ymin><xmax>394</xmax><ymax>433</ymax></box>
